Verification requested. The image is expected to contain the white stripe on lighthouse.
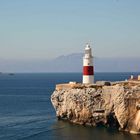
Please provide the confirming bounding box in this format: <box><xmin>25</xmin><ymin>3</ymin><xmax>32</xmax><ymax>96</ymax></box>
<box><xmin>83</xmin><ymin>75</ymin><xmax>94</xmax><ymax>84</ymax></box>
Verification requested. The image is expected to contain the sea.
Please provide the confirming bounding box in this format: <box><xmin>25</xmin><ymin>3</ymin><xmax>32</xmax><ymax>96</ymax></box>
<box><xmin>0</xmin><ymin>72</ymin><xmax>140</xmax><ymax>140</ymax></box>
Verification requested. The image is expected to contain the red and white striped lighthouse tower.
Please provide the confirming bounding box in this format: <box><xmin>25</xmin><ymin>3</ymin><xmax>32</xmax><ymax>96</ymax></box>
<box><xmin>83</xmin><ymin>44</ymin><xmax>94</xmax><ymax>84</ymax></box>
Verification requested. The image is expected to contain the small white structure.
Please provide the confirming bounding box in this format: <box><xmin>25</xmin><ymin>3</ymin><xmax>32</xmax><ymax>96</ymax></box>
<box><xmin>138</xmin><ymin>75</ymin><xmax>140</xmax><ymax>81</ymax></box>
<box><xmin>131</xmin><ymin>75</ymin><xmax>134</xmax><ymax>80</ymax></box>
<box><xmin>83</xmin><ymin>44</ymin><xmax>94</xmax><ymax>84</ymax></box>
<box><xmin>69</xmin><ymin>81</ymin><xmax>77</xmax><ymax>84</ymax></box>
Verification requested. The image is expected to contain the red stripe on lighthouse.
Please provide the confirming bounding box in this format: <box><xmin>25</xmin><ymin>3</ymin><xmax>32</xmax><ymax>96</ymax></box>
<box><xmin>83</xmin><ymin>66</ymin><xmax>94</xmax><ymax>75</ymax></box>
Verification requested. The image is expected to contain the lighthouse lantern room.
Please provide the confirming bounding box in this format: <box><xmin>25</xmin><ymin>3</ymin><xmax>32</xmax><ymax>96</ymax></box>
<box><xmin>83</xmin><ymin>44</ymin><xmax>94</xmax><ymax>84</ymax></box>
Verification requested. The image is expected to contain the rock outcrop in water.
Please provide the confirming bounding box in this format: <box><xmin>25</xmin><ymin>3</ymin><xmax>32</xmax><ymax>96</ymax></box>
<box><xmin>51</xmin><ymin>81</ymin><xmax>140</xmax><ymax>134</ymax></box>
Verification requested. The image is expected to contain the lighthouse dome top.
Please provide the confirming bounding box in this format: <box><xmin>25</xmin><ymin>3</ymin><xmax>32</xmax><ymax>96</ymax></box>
<box><xmin>84</xmin><ymin>43</ymin><xmax>93</xmax><ymax>59</ymax></box>
<box><xmin>85</xmin><ymin>43</ymin><xmax>91</xmax><ymax>50</ymax></box>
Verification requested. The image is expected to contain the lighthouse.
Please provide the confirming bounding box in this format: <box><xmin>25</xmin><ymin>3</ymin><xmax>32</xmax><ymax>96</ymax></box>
<box><xmin>83</xmin><ymin>44</ymin><xmax>94</xmax><ymax>84</ymax></box>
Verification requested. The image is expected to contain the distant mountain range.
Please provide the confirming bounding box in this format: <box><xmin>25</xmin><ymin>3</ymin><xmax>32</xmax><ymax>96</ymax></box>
<box><xmin>0</xmin><ymin>53</ymin><xmax>140</xmax><ymax>72</ymax></box>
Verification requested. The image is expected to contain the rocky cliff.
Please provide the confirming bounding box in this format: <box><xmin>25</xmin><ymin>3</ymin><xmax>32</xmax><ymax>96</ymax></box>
<box><xmin>51</xmin><ymin>81</ymin><xmax>140</xmax><ymax>134</ymax></box>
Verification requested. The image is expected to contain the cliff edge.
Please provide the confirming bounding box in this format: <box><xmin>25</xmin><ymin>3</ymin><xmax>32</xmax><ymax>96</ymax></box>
<box><xmin>51</xmin><ymin>81</ymin><xmax>140</xmax><ymax>134</ymax></box>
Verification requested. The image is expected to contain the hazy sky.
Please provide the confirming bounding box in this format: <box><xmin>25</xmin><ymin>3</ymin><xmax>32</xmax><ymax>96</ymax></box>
<box><xmin>0</xmin><ymin>0</ymin><xmax>140</xmax><ymax>60</ymax></box>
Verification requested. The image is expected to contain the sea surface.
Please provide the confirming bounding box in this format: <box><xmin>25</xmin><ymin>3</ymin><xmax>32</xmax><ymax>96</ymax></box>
<box><xmin>0</xmin><ymin>72</ymin><xmax>140</xmax><ymax>140</ymax></box>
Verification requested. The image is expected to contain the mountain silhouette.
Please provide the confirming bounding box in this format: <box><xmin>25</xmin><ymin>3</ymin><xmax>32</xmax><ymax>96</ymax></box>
<box><xmin>0</xmin><ymin>53</ymin><xmax>140</xmax><ymax>72</ymax></box>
